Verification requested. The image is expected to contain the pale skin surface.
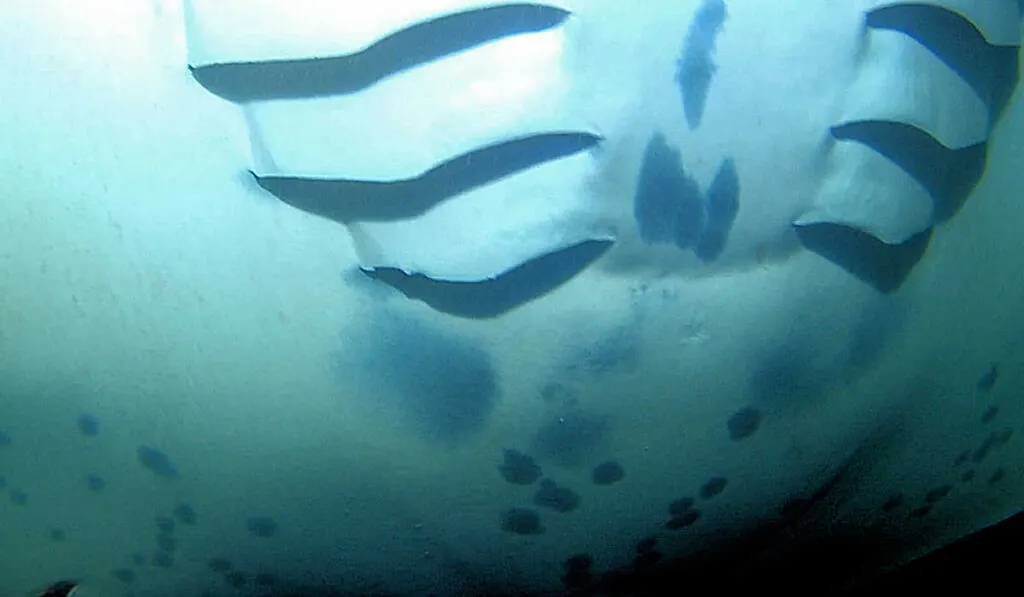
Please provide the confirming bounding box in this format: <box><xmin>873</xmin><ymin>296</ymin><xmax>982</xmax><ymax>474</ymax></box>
<box><xmin>0</xmin><ymin>1</ymin><xmax>1021</xmax><ymax>595</ymax></box>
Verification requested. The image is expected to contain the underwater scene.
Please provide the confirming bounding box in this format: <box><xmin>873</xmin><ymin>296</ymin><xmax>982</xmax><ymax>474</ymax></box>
<box><xmin>1</xmin><ymin>1</ymin><xmax>1022</xmax><ymax>595</ymax></box>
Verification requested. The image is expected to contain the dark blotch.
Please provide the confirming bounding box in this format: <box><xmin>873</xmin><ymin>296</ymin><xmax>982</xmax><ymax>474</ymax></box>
<box><xmin>532</xmin><ymin>409</ymin><xmax>610</xmax><ymax>468</ymax></box>
<box><xmin>497</xmin><ymin>449</ymin><xmax>542</xmax><ymax>485</ymax></box>
<box><xmin>0</xmin><ymin>429</ymin><xmax>11</xmax><ymax>446</ymax></box>
<box><xmin>76</xmin><ymin>413</ymin><xmax>99</xmax><ymax>436</ymax></box>
<box><xmin>137</xmin><ymin>446</ymin><xmax>178</xmax><ymax>479</ymax></box>
<box><xmin>151</xmin><ymin>551</ymin><xmax>174</xmax><ymax>568</ymax></box>
<box><xmin>726</xmin><ymin>406</ymin><xmax>762</xmax><ymax>441</ymax></box>
<box><xmin>988</xmin><ymin>468</ymin><xmax>1005</xmax><ymax>486</ymax></box>
<box><xmin>953</xmin><ymin>449</ymin><xmax>970</xmax><ymax>467</ymax></box>
<box><xmin>980</xmin><ymin>405</ymin><xmax>999</xmax><ymax>424</ymax></box>
<box><xmin>207</xmin><ymin>557</ymin><xmax>233</xmax><ymax>573</ymax></box>
<box><xmin>925</xmin><ymin>485</ymin><xmax>952</xmax><ymax>503</ymax></box>
<box><xmin>246</xmin><ymin>516</ymin><xmax>278</xmax><ymax>538</ymax></box>
<box><xmin>881</xmin><ymin>493</ymin><xmax>904</xmax><ymax>512</ymax></box>
<box><xmin>909</xmin><ymin>504</ymin><xmax>932</xmax><ymax>519</ymax></box>
<box><xmin>225</xmin><ymin>571</ymin><xmax>247</xmax><ymax>589</ymax></box>
<box><xmin>591</xmin><ymin>460</ymin><xmax>625</xmax><ymax>486</ymax></box>
<box><xmin>50</xmin><ymin>528</ymin><xmax>66</xmax><ymax>542</ymax></box>
<box><xmin>533</xmin><ymin>479</ymin><xmax>581</xmax><ymax>513</ymax></box>
<box><xmin>669</xmin><ymin>497</ymin><xmax>695</xmax><ymax>517</ymax></box>
<box><xmin>971</xmin><ymin>433</ymin><xmax>998</xmax><ymax>463</ymax></box>
<box><xmin>665</xmin><ymin>509</ymin><xmax>701</xmax><ymax>530</ymax></box>
<box><xmin>131</xmin><ymin>553</ymin><xmax>146</xmax><ymax>566</ymax></box>
<box><xmin>699</xmin><ymin>476</ymin><xmax>728</xmax><ymax>500</ymax></box>
<box><xmin>255</xmin><ymin>573</ymin><xmax>279</xmax><ymax>587</ymax></box>
<box><xmin>173</xmin><ymin>502</ymin><xmax>197</xmax><ymax>525</ymax></box>
<box><xmin>84</xmin><ymin>473</ymin><xmax>106</xmax><ymax>493</ymax></box>
<box><xmin>961</xmin><ymin>469</ymin><xmax>976</xmax><ymax>483</ymax></box>
<box><xmin>561</xmin><ymin>554</ymin><xmax>593</xmax><ymax>589</ymax></box>
<box><xmin>633</xmin><ymin>133</ymin><xmax>705</xmax><ymax>249</ymax></box>
<box><xmin>155</xmin><ymin>516</ymin><xmax>175</xmax><ymax>534</ymax></box>
<box><xmin>156</xmin><ymin>532</ymin><xmax>176</xmax><ymax>553</ymax></box>
<box><xmin>992</xmin><ymin>426</ymin><xmax>1014</xmax><ymax>448</ymax></box>
<box><xmin>636</xmin><ymin>537</ymin><xmax>658</xmax><ymax>553</ymax></box>
<box><xmin>634</xmin><ymin>549</ymin><xmax>663</xmax><ymax>568</ymax></box>
<box><xmin>10</xmin><ymin>488</ymin><xmax>27</xmax><ymax>505</ymax></box>
<box><xmin>0</xmin><ymin>475</ymin><xmax>6</xmax><ymax>489</ymax></box>
<box><xmin>976</xmin><ymin>364</ymin><xmax>998</xmax><ymax>392</ymax></box>
<box><xmin>676</xmin><ymin>0</ymin><xmax>728</xmax><ymax>130</ymax></box>
<box><xmin>112</xmin><ymin>569</ymin><xmax>135</xmax><ymax>584</ymax></box>
<box><xmin>500</xmin><ymin>508</ymin><xmax>544</xmax><ymax>535</ymax></box>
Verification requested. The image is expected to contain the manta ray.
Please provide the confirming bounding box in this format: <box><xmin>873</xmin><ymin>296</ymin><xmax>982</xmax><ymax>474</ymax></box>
<box><xmin>0</xmin><ymin>0</ymin><xmax>1021</xmax><ymax>595</ymax></box>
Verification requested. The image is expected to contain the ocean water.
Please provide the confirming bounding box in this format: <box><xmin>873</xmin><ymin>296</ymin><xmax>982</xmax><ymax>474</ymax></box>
<box><xmin>0</xmin><ymin>1</ymin><xmax>1022</xmax><ymax>596</ymax></box>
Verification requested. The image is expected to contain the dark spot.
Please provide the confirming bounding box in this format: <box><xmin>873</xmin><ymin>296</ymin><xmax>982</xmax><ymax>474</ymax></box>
<box><xmin>155</xmin><ymin>516</ymin><xmax>175</xmax><ymax>534</ymax></box>
<box><xmin>0</xmin><ymin>429</ymin><xmax>11</xmax><ymax>446</ymax></box>
<box><xmin>881</xmin><ymin>493</ymin><xmax>903</xmax><ymax>512</ymax></box>
<box><xmin>84</xmin><ymin>473</ymin><xmax>106</xmax><ymax>493</ymax></box>
<box><xmin>665</xmin><ymin>510</ymin><xmax>701</xmax><ymax>530</ymax></box>
<box><xmin>699</xmin><ymin>476</ymin><xmax>728</xmax><ymax>500</ymax></box>
<box><xmin>50</xmin><ymin>528</ymin><xmax>66</xmax><ymax>542</ymax></box>
<box><xmin>246</xmin><ymin>516</ymin><xmax>278</xmax><ymax>538</ymax></box>
<box><xmin>137</xmin><ymin>446</ymin><xmax>178</xmax><ymax>478</ymax></box>
<box><xmin>634</xmin><ymin>549</ymin><xmax>663</xmax><ymax>568</ymax></box>
<box><xmin>540</xmin><ymin>382</ymin><xmax>573</xmax><ymax>405</ymax></box>
<box><xmin>500</xmin><ymin>508</ymin><xmax>544</xmax><ymax>535</ymax></box>
<box><xmin>112</xmin><ymin>569</ymin><xmax>135</xmax><ymax>584</ymax></box>
<box><xmin>953</xmin><ymin>449</ymin><xmax>970</xmax><ymax>466</ymax></box>
<box><xmin>131</xmin><ymin>553</ymin><xmax>146</xmax><ymax>566</ymax></box>
<box><xmin>794</xmin><ymin>223</ymin><xmax>932</xmax><ymax>294</ymax></box>
<box><xmin>695</xmin><ymin>157</ymin><xmax>740</xmax><ymax>262</ymax></box>
<box><xmin>207</xmin><ymin>557</ymin><xmax>232</xmax><ymax>573</ymax></box>
<box><xmin>977</xmin><ymin>364</ymin><xmax>998</xmax><ymax>392</ymax></box>
<box><xmin>151</xmin><ymin>551</ymin><xmax>174</xmax><ymax>568</ymax></box>
<box><xmin>191</xmin><ymin>4</ymin><xmax>570</xmax><ymax>102</ymax></box>
<box><xmin>561</xmin><ymin>554</ymin><xmax>593</xmax><ymax>589</ymax></box>
<box><xmin>363</xmin><ymin>239</ymin><xmax>612</xmax><ymax>319</ymax></box>
<box><xmin>636</xmin><ymin>537</ymin><xmax>658</xmax><ymax>553</ymax></box>
<box><xmin>0</xmin><ymin>475</ymin><xmax>6</xmax><ymax>489</ymax></box>
<box><xmin>76</xmin><ymin>413</ymin><xmax>99</xmax><ymax>436</ymax></box>
<box><xmin>633</xmin><ymin>133</ymin><xmax>705</xmax><ymax>249</ymax></box>
<box><xmin>532</xmin><ymin>409</ymin><xmax>610</xmax><ymax>468</ymax></box>
<box><xmin>668</xmin><ymin>497</ymin><xmax>695</xmax><ymax>517</ymax></box>
<box><xmin>925</xmin><ymin>485</ymin><xmax>952</xmax><ymax>503</ymax></box>
<box><xmin>533</xmin><ymin>479</ymin><xmax>581</xmax><ymax>513</ymax></box>
<box><xmin>981</xmin><ymin>405</ymin><xmax>999</xmax><ymax>424</ymax></box>
<box><xmin>972</xmin><ymin>433</ymin><xmax>998</xmax><ymax>463</ymax></box>
<box><xmin>726</xmin><ymin>406</ymin><xmax>762</xmax><ymax>441</ymax></box>
<box><xmin>225</xmin><ymin>571</ymin><xmax>247</xmax><ymax>589</ymax></box>
<box><xmin>497</xmin><ymin>449</ymin><xmax>542</xmax><ymax>485</ymax></box>
<box><xmin>591</xmin><ymin>460</ymin><xmax>625</xmax><ymax>486</ymax></box>
<box><xmin>254</xmin><ymin>573</ymin><xmax>279</xmax><ymax>587</ymax></box>
<box><xmin>10</xmin><ymin>488</ymin><xmax>27</xmax><ymax>505</ymax></box>
<box><xmin>676</xmin><ymin>0</ymin><xmax>727</xmax><ymax>130</ymax></box>
<box><xmin>987</xmin><ymin>468</ymin><xmax>1005</xmax><ymax>486</ymax></box>
<box><xmin>780</xmin><ymin>497</ymin><xmax>814</xmax><ymax>521</ymax></box>
<box><xmin>173</xmin><ymin>502</ymin><xmax>197</xmax><ymax>525</ymax></box>
<box><xmin>992</xmin><ymin>426</ymin><xmax>1014</xmax><ymax>448</ymax></box>
<box><xmin>909</xmin><ymin>504</ymin><xmax>932</xmax><ymax>519</ymax></box>
<box><xmin>156</xmin><ymin>532</ymin><xmax>176</xmax><ymax>553</ymax></box>
<box><xmin>960</xmin><ymin>469</ymin><xmax>976</xmax><ymax>483</ymax></box>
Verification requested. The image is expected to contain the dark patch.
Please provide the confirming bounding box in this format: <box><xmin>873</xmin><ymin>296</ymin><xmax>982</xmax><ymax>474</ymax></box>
<box><xmin>695</xmin><ymin>157</ymin><xmax>740</xmax><ymax>261</ymax></box>
<box><xmin>84</xmin><ymin>473</ymin><xmax>106</xmax><ymax>492</ymax></box>
<box><xmin>971</xmin><ymin>432</ymin><xmax>999</xmax><ymax>463</ymax></box>
<box><xmin>960</xmin><ymin>469</ymin><xmax>976</xmax><ymax>483</ymax></box>
<box><xmin>866</xmin><ymin>3</ymin><xmax>1020</xmax><ymax>118</ymax></box>
<box><xmin>255</xmin><ymin>573</ymin><xmax>279</xmax><ymax>588</ymax></box>
<box><xmin>981</xmin><ymin>405</ymin><xmax>999</xmax><ymax>424</ymax></box>
<box><xmin>992</xmin><ymin>426</ymin><xmax>1014</xmax><ymax>447</ymax></box>
<box><xmin>540</xmin><ymin>382</ymin><xmax>574</xmax><ymax>406</ymax></box>
<box><xmin>76</xmin><ymin>413</ymin><xmax>99</xmax><ymax>436</ymax></box>
<box><xmin>225</xmin><ymin>571</ymin><xmax>248</xmax><ymax>589</ymax></box>
<box><xmin>0</xmin><ymin>475</ymin><xmax>5</xmax><ymax>489</ymax></box>
<box><xmin>633</xmin><ymin>549</ymin><xmax>663</xmax><ymax>568</ymax></box>
<box><xmin>10</xmin><ymin>488</ymin><xmax>27</xmax><ymax>505</ymax></box>
<box><xmin>726</xmin><ymin>406</ymin><xmax>762</xmax><ymax>441</ymax></box>
<box><xmin>562</xmin><ymin>554</ymin><xmax>593</xmax><ymax>589</ymax></box>
<box><xmin>881</xmin><ymin>493</ymin><xmax>903</xmax><ymax>512</ymax></box>
<box><xmin>794</xmin><ymin>223</ymin><xmax>932</xmax><ymax>294</ymax></box>
<box><xmin>246</xmin><ymin>516</ymin><xmax>279</xmax><ymax>538</ymax></box>
<box><xmin>636</xmin><ymin>537</ymin><xmax>659</xmax><ymax>553</ymax></box>
<box><xmin>207</xmin><ymin>557</ymin><xmax>233</xmax><ymax>573</ymax></box>
<box><xmin>953</xmin><ymin>449</ymin><xmax>970</xmax><ymax>467</ymax></box>
<box><xmin>633</xmin><ymin>133</ymin><xmax>705</xmax><ymax>249</ymax></box>
<box><xmin>977</xmin><ymin>364</ymin><xmax>998</xmax><ymax>392</ymax></box>
<box><xmin>924</xmin><ymin>485</ymin><xmax>952</xmax><ymax>503</ymax></box>
<box><xmin>908</xmin><ymin>504</ymin><xmax>932</xmax><ymax>519</ymax></box>
<box><xmin>112</xmin><ymin>569</ymin><xmax>135</xmax><ymax>584</ymax></box>
<box><xmin>131</xmin><ymin>553</ymin><xmax>146</xmax><ymax>566</ymax></box>
<box><xmin>0</xmin><ymin>429</ymin><xmax>11</xmax><ymax>446</ymax></box>
<box><xmin>699</xmin><ymin>476</ymin><xmax>728</xmax><ymax>500</ymax></box>
<box><xmin>665</xmin><ymin>510</ymin><xmax>701</xmax><ymax>530</ymax></box>
<box><xmin>500</xmin><ymin>508</ymin><xmax>544</xmax><ymax>535</ymax></box>
<box><xmin>532</xmin><ymin>409</ymin><xmax>610</xmax><ymax>468</ymax></box>
<box><xmin>255</xmin><ymin>133</ymin><xmax>600</xmax><ymax>223</ymax></box>
<box><xmin>155</xmin><ymin>516</ymin><xmax>175</xmax><ymax>534</ymax></box>
<box><xmin>173</xmin><ymin>502</ymin><xmax>198</xmax><ymax>525</ymax></box>
<box><xmin>355</xmin><ymin>316</ymin><xmax>498</xmax><ymax>442</ymax></box>
<box><xmin>676</xmin><ymin>0</ymin><xmax>728</xmax><ymax>130</ymax></box>
<box><xmin>137</xmin><ymin>446</ymin><xmax>178</xmax><ymax>478</ymax></box>
<box><xmin>497</xmin><ymin>449</ymin><xmax>542</xmax><ymax>485</ymax></box>
<box><xmin>533</xmin><ymin>479</ymin><xmax>581</xmax><ymax>513</ymax></box>
<box><xmin>987</xmin><ymin>468</ymin><xmax>1005</xmax><ymax>485</ymax></box>
<box><xmin>668</xmin><ymin>497</ymin><xmax>695</xmax><ymax>517</ymax></box>
<box><xmin>151</xmin><ymin>551</ymin><xmax>174</xmax><ymax>568</ymax></box>
<box><xmin>591</xmin><ymin>460</ymin><xmax>626</xmax><ymax>485</ymax></box>
<box><xmin>749</xmin><ymin>343</ymin><xmax>828</xmax><ymax>409</ymax></box>
<box><xmin>363</xmin><ymin>239</ymin><xmax>613</xmax><ymax>319</ymax></box>
<box><xmin>191</xmin><ymin>4</ymin><xmax>570</xmax><ymax>101</ymax></box>
<box><xmin>50</xmin><ymin>528</ymin><xmax>66</xmax><ymax>542</ymax></box>
<box><xmin>780</xmin><ymin>498</ymin><xmax>814</xmax><ymax>521</ymax></box>
<box><xmin>156</xmin><ymin>532</ymin><xmax>176</xmax><ymax>553</ymax></box>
